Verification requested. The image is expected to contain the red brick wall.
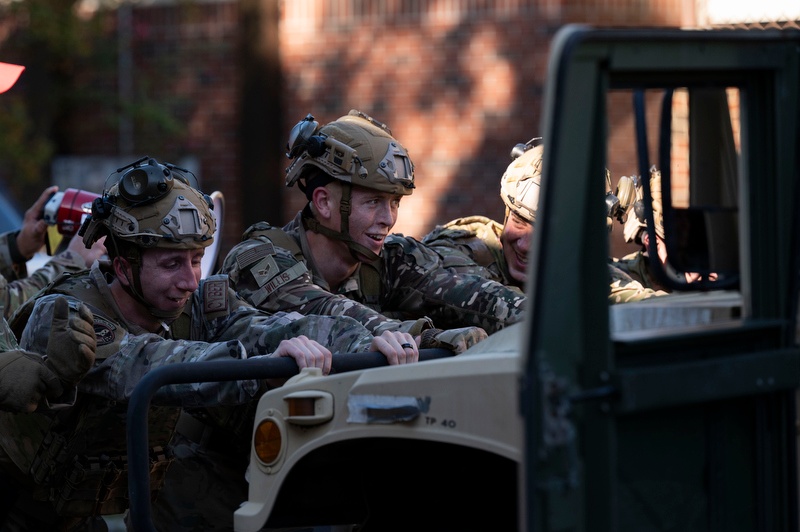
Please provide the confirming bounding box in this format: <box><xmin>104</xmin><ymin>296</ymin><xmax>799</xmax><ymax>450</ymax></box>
<box><xmin>1</xmin><ymin>0</ymin><xmax>691</xmax><ymax>262</ymax></box>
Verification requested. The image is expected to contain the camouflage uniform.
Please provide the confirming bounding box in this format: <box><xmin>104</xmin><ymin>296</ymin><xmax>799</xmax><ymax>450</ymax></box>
<box><xmin>422</xmin><ymin>215</ymin><xmax>522</xmax><ymax>291</ymax></box>
<box><xmin>0</xmin><ymin>158</ymin><xmax>381</xmax><ymax>531</ymax></box>
<box><xmin>0</xmin><ymin>261</ymin><xmax>377</xmax><ymax>531</ymax></box>
<box><xmin>614</xmin><ymin>251</ymin><xmax>655</xmax><ymax>289</ymax></box>
<box><xmin>0</xmin><ymin>230</ymin><xmax>89</xmax><ymax>320</ymax></box>
<box><xmin>222</xmin><ymin>211</ymin><xmax>525</xmax><ymax>336</ymax></box>
<box><xmin>614</xmin><ymin>166</ymin><xmax>672</xmax><ymax>294</ymax></box>
<box><xmin>421</xmin><ymin>140</ymin><xmax>542</xmax><ymax>295</ymax></box>
<box><xmin>0</xmin><ymin>229</ymin><xmax>32</xmax><ymax>281</ymax></box>
<box><xmin>0</xmin><ymin>293</ymin><xmax>17</xmax><ymax>352</ymax></box>
<box><xmin>608</xmin><ymin>261</ymin><xmax>666</xmax><ymax>303</ymax></box>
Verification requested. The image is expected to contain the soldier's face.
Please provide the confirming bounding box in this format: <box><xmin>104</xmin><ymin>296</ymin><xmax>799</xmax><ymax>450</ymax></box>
<box><xmin>501</xmin><ymin>211</ymin><xmax>533</xmax><ymax>284</ymax></box>
<box><xmin>139</xmin><ymin>248</ymin><xmax>203</xmax><ymax>313</ymax></box>
<box><xmin>336</xmin><ymin>185</ymin><xmax>402</xmax><ymax>260</ymax></box>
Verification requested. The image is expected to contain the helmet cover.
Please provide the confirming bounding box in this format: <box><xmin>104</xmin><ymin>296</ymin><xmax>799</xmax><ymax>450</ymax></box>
<box><xmin>500</xmin><ymin>144</ymin><xmax>543</xmax><ymax>223</ymax></box>
<box><xmin>623</xmin><ymin>166</ymin><xmax>664</xmax><ymax>243</ymax></box>
<box><xmin>82</xmin><ymin>159</ymin><xmax>216</xmax><ymax>250</ymax></box>
<box><xmin>285</xmin><ymin>110</ymin><xmax>415</xmax><ymax>196</ymax></box>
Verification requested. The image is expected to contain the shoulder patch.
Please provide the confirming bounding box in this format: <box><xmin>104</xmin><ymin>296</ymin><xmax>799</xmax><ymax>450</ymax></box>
<box><xmin>203</xmin><ymin>278</ymin><xmax>230</xmax><ymax>314</ymax></box>
<box><xmin>93</xmin><ymin>315</ymin><xmax>117</xmax><ymax>346</ymax></box>
<box><xmin>251</xmin><ymin>262</ymin><xmax>308</xmax><ymax>307</ymax></box>
<box><xmin>250</xmin><ymin>255</ymin><xmax>281</xmax><ymax>287</ymax></box>
<box><xmin>236</xmin><ymin>242</ymin><xmax>275</xmax><ymax>270</ymax></box>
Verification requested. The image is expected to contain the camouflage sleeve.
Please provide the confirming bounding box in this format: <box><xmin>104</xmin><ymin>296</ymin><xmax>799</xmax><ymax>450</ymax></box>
<box><xmin>0</xmin><ymin>313</ymin><xmax>19</xmax><ymax>351</ymax></box>
<box><xmin>221</xmin><ymin>237</ymin><xmax>407</xmax><ymax>334</ymax></box>
<box><xmin>608</xmin><ymin>263</ymin><xmax>667</xmax><ymax>304</ymax></box>
<box><xmin>422</xmin><ymin>227</ymin><xmax>478</xmax><ymax>265</ymax></box>
<box><xmin>2</xmin><ymin>250</ymin><xmax>88</xmax><ymax>320</ymax></box>
<box><xmin>18</xmin><ymin>294</ymin><xmax>261</xmax><ymax>408</ymax></box>
<box><xmin>0</xmin><ymin>230</ymin><xmax>27</xmax><ymax>281</ymax></box>
<box><xmin>382</xmin><ymin>236</ymin><xmax>526</xmax><ymax>334</ymax></box>
<box><xmin>424</xmin><ymin>238</ymin><xmax>499</xmax><ymax>277</ymax></box>
<box><xmin>211</xmin><ymin>308</ymin><xmax>376</xmax><ymax>356</ymax></box>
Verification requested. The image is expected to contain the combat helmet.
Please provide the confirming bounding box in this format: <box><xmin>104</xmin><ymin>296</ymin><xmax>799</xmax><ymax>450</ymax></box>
<box><xmin>80</xmin><ymin>156</ymin><xmax>216</xmax><ymax>318</ymax></box>
<box><xmin>607</xmin><ymin>170</ymin><xmax>638</xmax><ymax>232</ymax></box>
<box><xmin>623</xmin><ymin>165</ymin><xmax>664</xmax><ymax>244</ymax></box>
<box><xmin>81</xmin><ymin>157</ymin><xmax>215</xmax><ymax>251</ymax></box>
<box><xmin>284</xmin><ymin>110</ymin><xmax>415</xmax><ymax>261</ymax></box>
<box><xmin>501</xmin><ymin>138</ymin><xmax>543</xmax><ymax>224</ymax></box>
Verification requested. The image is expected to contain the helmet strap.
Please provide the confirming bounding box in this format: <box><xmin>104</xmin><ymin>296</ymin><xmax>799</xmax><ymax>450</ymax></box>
<box><xmin>115</xmin><ymin>245</ymin><xmax>184</xmax><ymax>321</ymax></box>
<box><xmin>301</xmin><ymin>185</ymin><xmax>380</xmax><ymax>263</ymax></box>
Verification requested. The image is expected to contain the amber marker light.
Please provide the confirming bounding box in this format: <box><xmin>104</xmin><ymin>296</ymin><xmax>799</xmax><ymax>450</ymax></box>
<box><xmin>284</xmin><ymin>390</ymin><xmax>334</xmax><ymax>425</ymax></box>
<box><xmin>287</xmin><ymin>396</ymin><xmax>316</xmax><ymax>416</ymax></box>
<box><xmin>254</xmin><ymin>418</ymin><xmax>283</xmax><ymax>466</ymax></box>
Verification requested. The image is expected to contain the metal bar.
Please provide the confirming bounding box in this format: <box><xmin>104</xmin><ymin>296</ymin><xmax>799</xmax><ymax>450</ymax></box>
<box><xmin>127</xmin><ymin>348</ymin><xmax>454</xmax><ymax>531</ymax></box>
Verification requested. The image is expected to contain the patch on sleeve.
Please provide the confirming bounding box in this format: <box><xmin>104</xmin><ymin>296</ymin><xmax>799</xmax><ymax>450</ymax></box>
<box><xmin>203</xmin><ymin>278</ymin><xmax>230</xmax><ymax>314</ymax></box>
<box><xmin>251</xmin><ymin>262</ymin><xmax>308</xmax><ymax>306</ymax></box>
<box><xmin>236</xmin><ymin>243</ymin><xmax>274</xmax><ymax>270</ymax></box>
<box><xmin>92</xmin><ymin>315</ymin><xmax>117</xmax><ymax>346</ymax></box>
<box><xmin>250</xmin><ymin>255</ymin><xmax>281</xmax><ymax>287</ymax></box>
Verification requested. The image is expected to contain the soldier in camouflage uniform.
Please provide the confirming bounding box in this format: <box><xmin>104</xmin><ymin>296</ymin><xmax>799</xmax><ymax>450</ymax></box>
<box><xmin>0</xmin><ymin>63</ymin><xmax>103</xmax><ymax>418</ymax></box>
<box><xmin>613</xmin><ymin>166</ymin><xmax>714</xmax><ymax>292</ymax></box>
<box><xmin>221</xmin><ymin>110</ymin><xmax>523</xmax><ymax>338</ymax></box>
<box><xmin>0</xmin><ymin>184</ymin><xmax>107</xmax><ymax>319</ymax></box>
<box><xmin>0</xmin><ymin>191</ymin><xmax>105</xmax><ymax>414</ymax></box>
<box><xmin>421</xmin><ymin>138</ymin><xmax>663</xmax><ymax>304</ymax></box>
<box><xmin>605</xmin><ymin>166</ymin><xmax>668</xmax><ymax>302</ymax></box>
<box><xmin>0</xmin><ymin>157</ymin><xmax>418</xmax><ymax>531</ymax></box>
<box><xmin>422</xmin><ymin>140</ymin><xmax>544</xmax><ymax>292</ymax></box>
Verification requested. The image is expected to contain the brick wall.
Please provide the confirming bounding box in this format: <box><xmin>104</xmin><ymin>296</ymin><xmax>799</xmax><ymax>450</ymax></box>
<box><xmin>2</xmin><ymin>0</ymin><xmax>693</xmax><ymax>262</ymax></box>
<box><xmin>279</xmin><ymin>0</ymin><xmax>688</xmax><ymax>254</ymax></box>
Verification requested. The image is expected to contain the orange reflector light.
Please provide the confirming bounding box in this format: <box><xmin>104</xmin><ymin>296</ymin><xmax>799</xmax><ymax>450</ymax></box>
<box><xmin>287</xmin><ymin>396</ymin><xmax>315</xmax><ymax>416</ymax></box>
<box><xmin>254</xmin><ymin>419</ymin><xmax>282</xmax><ymax>465</ymax></box>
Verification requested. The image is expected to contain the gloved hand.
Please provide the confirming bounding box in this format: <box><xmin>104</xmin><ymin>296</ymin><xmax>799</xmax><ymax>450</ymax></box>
<box><xmin>0</xmin><ymin>350</ymin><xmax>62</xmax><ymax>412</ymax></box>
<box><xmin>418</xmin><ymin>326</ymin><xmax>488</xmax><ymax>354</ymax></box>
<box><xmin>45</xmin><ymin>296</ymin><xmax>97</xmax><ymax>388</ymax></box>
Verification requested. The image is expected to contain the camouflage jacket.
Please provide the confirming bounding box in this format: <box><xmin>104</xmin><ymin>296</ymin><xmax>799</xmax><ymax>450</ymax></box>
<box><xmin>0</xmin><ymin>305</ymin><xmax>18</xmax><ymax>351</ymax></box>
<box><xmin>0</xmin><ymin>249</ymin><xmax>89</xmax><ymax>320</ymax></box>
<box><xmin>0</xmin><ymin>261</ymin><xmax>376</xmax><ymax>513</ymax></box>
<box><xmin>222</xmin><ymin>211</ymin><xmax>526</xmax><ymax>335</ymax></box>
<box><xmin>607</xmin><ymin>261</ymin><xmax>667</xmax><ymax>303</ymax></box>
<box><xmin>614</xmin><ymin>250</ymin><xmax>664</xmax><ymax>292</ymax></box>
<box><xmin>422</xmin><ymin>215</ymin><xmax>522</xmax><ymax>291</ymax></box>
<box><xmin>0</xmin><ymin>229</ymin><xmax>29</xmax><ymax>280</ymax></box>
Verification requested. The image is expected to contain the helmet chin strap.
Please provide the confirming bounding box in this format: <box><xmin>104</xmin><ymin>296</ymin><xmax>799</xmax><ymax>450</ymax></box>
<box><xmin>117</xmin><ymin>247</ymin><xmax>184</xmax><ymax>321</ymax></box>
<box><xmin>301</xmin><ymin>184</ymin><xmax>381</xmax><ymax>263</ymax></box>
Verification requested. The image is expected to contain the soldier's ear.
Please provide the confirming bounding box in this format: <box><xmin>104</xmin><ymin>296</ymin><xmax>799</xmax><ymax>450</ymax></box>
<box><xmin>112</xmin><ymin>256</ymin><xmax>132</xmax><ymax>287</ymax></box>
<box><xmin>310</xmin><ymin>186</ymin><xmax>335</xmax><ymax>220</ymax></box>
<box><xmin>640</xmin><ymin>230</ymin><xmax>651</xmax><ymax>249</ymax></box>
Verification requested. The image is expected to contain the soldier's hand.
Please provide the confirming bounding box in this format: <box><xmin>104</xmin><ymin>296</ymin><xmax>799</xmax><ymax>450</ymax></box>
<box><xmin>17</xmin><ymin>185</ymin><xmax>57</xmax><ymax>259</ymax></box>
<box><xmin>418</xmin><ymin>326</ymin><xmax>488</xmax><ymax>354</ymax></box>
<box><xmin>370</xmin><ymin>330</ymin><xmax>419</xmax><ymax>365</ymax></box>
<box><xmin>0</xmin><ymin>350</ymin><xmax>63</xmax><ymax>412</ymax></box>
<box><xmin>45</xmin><ymin>296</ymin><xmax>96</xmax><ymax>388</ymax></box>
<box><xmin>270</xmin><ymin>335</ymin><xmax>332</xmax><ymax>374</ymax></box>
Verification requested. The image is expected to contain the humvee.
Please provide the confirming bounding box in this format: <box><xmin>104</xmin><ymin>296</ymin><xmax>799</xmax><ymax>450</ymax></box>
<box><xmin>127</xmin><ymin>24</ymin><xmax>800</xmax><ymax>531</ymax></box>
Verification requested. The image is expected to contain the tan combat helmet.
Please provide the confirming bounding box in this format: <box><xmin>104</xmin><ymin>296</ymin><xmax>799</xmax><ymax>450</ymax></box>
<box><xmin>286</xmin><ymin>110</ymin><xmax>414</xmax><ymax>196</ymax></box>
<box><xmin>623</xmin><ymin>165</ymin><xmax>664</xmax><ymax>244</ymax></box>
<box><xmin>80</xmin><ymin>156</ymin><xmax>216</xmax><ymax>318</ymax></box>
<box><xmin>81</xmin><ymin>157</ymin><xmax>216</xmax><ymax>252</ymax></box>
<box><xmin>284</xmin><ymin>110</ymin><xmax>415</xmax><ymax>260</ymax></box>
<box><xmin>607</xmin><ymin>170</ymin><xmax>638</xmax><ymax>232</ymax></box>
<box><xmin>501</xmin><ymin>139</ymin><xmax>543</xmax><ymax>224</ymax></box>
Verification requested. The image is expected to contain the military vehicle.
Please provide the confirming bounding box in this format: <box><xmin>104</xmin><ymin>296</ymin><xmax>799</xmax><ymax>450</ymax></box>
<box><xmin>127</xmin><ymin>24</ymin><xmax>800</xmax><ymax>531</ymax></box>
